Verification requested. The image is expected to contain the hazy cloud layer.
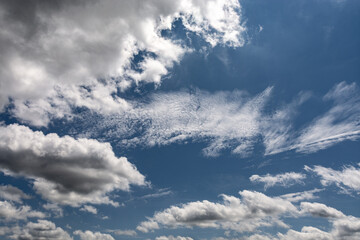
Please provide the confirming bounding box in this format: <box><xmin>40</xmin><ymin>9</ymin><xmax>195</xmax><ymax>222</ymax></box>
<box><xmin>0</xmin><ymin>0</ymin><xmax>245</xmax><ymax>126</ymax></box>
<box><xmin>0</xmin><ymin>124</ymin><xmax>146</xmax><ymax>206</ymax></box>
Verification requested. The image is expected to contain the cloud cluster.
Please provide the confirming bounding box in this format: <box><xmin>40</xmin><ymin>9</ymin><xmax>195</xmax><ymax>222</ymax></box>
<box><xmin>0</xmin><ymin>124</ymin><xmax>146</xmax><ymax>206</ymax></box>
<box><xmin>5</xmin><ymin>220</ymin><xmax>72</xmax><ymax>240</ymax></box>
<box><xmin>137</xmin><ymin>190</ymin><xmax>298</xmax><ymax>233</ymax></box>
<box><xmin>138</xmin><ymin>190</ymin><xmax>360</xmax><ymax>239</ymax></box>
<box><xmin>250</xmin><ymin>172</ymin><xmax>306</xmax><ymax>190</ymax></box>
<box><xmin>0</xmin><ymin>0</ymin><xmax>245</xmax><ymax>126</ymax></box>
<box><xmin>305</xmin><ymin>163</ymin><xmax>360</xmax><ymax>194</ymax></box>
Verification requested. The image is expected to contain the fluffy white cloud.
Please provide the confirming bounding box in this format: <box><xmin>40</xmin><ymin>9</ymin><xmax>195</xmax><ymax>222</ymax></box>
<box><xmin>0</xmin><ymin>124</ymin><xmax>146</xmax><ymax>206</ymax></box>
<box><xmin>0</xmin><ymin>201</ymin><xmax>45</xmax><ymax>222</ymax></box>
<box><xmin>305</xmin><ymin>163</ymin><xmax>360</xmax><ymax>194</ymax></box>
<box><xmin>137</xmin><ymin>190</ymin><xmax>297</xmax><ymax>233</ymax></box>
<box><xmin>9</xmin><ymin>220</ymin><xmax>72</xmax><ymax>240</ymax></box>
<box><xmin>250</xmin><ymin>172</ymin><xmax>306</xmax><ymax>189</ymax></box>
<box><xmin>0</xmin><ymin>0</ymin><xmax>245</xmax><ymax>126</ymax></box>
<box><xmin>74</xmin><ymin>230</ymin><xmax>114</xmax><ymax>240</ymax></box>
<box><xmin>280</xmin><ymin>189</ymin><xmax>322</xmax><ymax>202</ymax></box>
<box><xmin>0</xmin><ymin>185</ymin><xmax>31</xmax><ymax>203</ymax></box>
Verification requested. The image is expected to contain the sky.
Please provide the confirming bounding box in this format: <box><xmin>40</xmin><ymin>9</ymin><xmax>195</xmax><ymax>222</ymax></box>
<box><xmin>0</xmin><ymin>0</ymin><xmax>359</xmax><ymax>239</ymax></box>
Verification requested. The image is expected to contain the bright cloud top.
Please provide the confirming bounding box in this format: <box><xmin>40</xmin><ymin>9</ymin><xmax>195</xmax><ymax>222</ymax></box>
<box><xmin>0</xmin><ymin>0</ymin><xmax>245</xmax><ymax>126</ymax></box>
<box><xmin>0</xmin><ymin>124</ymin><xmax>146</xmax><ymax>207</ymax></box>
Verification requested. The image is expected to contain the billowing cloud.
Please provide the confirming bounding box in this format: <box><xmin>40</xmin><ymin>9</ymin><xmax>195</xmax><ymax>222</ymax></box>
<box><xmin>0</xmin><ymin>124</ymin><xmax>146</xmax><ymax>206</ymax></box>
<box><xmin>305</xmin><ymin>163</ymin><xmax>360</xmax><ymax>194</ymax></box>
<box><xmin>74</xmin><ymin>230</ymin><xmax>114</xmax><ymax>240</ymax></box>
<box><xmin>137</xmin><ymin>190</ymin><xmax>297</xmax><ymax>233</ymax></box>
<box><xmin>250</xmin><ymin>172</ymin><xmax>306</xmax><ymax>189</ymax></box>
<box><xmin>0</xmin><ymin>185</ymin><xmax>31</xmax><ymax>203</ymax></box>
<box><xmin>0</xmin><ymin>201</ymin><xmax>45</xmax><ymax>222</ymax></box>
<box><xmin>8</xmin><ymin>220</ymin><xmax>72</xmax><ymax>240</ymax></box>
<box><xmin>0</xmin><ymin>0</ymin><xmax>245</xmax><ymax>126</ymax></box>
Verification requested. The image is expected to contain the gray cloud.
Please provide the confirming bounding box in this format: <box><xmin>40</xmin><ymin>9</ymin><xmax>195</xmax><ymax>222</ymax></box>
<box><xmin>0</xmin><ymin>124</ymin><xmax>146</xmax><ymax>206</ymax></box>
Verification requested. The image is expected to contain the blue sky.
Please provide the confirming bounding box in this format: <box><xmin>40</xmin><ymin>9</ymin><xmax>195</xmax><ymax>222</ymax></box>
<box><xmin>0</xmin><ymin>0</ymin><xmax>359</xmax><ymax>239</ymax></box>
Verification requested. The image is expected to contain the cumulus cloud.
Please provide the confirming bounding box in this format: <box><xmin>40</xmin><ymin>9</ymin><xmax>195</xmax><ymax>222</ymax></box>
<box><xmin>8</xmin><ymin>220</ymin><xmax>72</xmax><ymax>240</ymax></box>
<box><xmin>0</xmin><ymin>200</ymin><xmax>45</xmax><ymax>222</ymax></box>
<box><xmin>137</xmin><ymin>190</ymin><xmax>297</xmax><ymax>233</ymax></box>
<box><xmin>0</xmin><ymin>185</ymin><xmax>31</xmax><ymax>203</ymax></box>
<box><xmin>74</xmin><ymin>230</ymin><xmax>114</xmax><ymax>240</ymax></box>
<box><xmin>0</xmin><ymin>124</ymin><xmax>146</xmax><ymax>206</ymax></box>
<box><xmin>43</xmin><ymin>203</ymin><xmax>63</xmax><ymax>218</ymax></box>
<box><xmin>305</xmin><ymin>163</ymin><xmax>360</xmax><ymax>194</ymax></box>
<box><xmin>250</xmin><ymin>172</ymin><xmax>306</xmax><ymax>189</ymax></box>
<box><xmin>0</xmin><ymin>0</ymin><xmax>245</xmax><ymax>126</ymax></box>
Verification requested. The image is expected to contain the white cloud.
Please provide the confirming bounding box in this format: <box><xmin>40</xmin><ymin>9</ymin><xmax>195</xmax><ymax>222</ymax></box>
<box><xmin>280</xmin><ymin>189</ymin><xmax>322</xmax><ymax>202</ymax></box>
<box><xmin>156</xmin><ymin>236</ymin><xmax>194</xmax><ymax>240</ymax></box>
<box><xmin>0</xmin><ymin>200</ymin><xmax>45</xmax><ymax>222</ymax></box>
<box><xmin>0</xmin><ymin>0</ymin><xmax>245</xmax><ymax>126</ymax></box>
<box><xmin>0</xmin><ymin>185</ymin><xmax>31</xmax><ymax>203</ymax></box>
<box><xmin>294</xmin><ymin>82</ymin><xmax>360</xmax><ymax>154</ymax></box>
<box><xmin>80</xmin><ymin>205</ymin><xmax>98</xmax><ymax>214</ymax></box>
<box><xmin>9</xmin><ymin>220</ymin><xmax>72</xmax><ymax>240</ymax></box>
<box><xmin>74</xmin><ymin>230</ymin><xmax>114</xmax><ymax>240</ymax></box>
<box><xmin>305</xmin><ymin>163</ymin><xmax>360</xmax><ymax>194</ymax></box>
<box><xmin>0</xmin><ymin>124</ymin><xmax>146</xmax><ymax>207</ymax></box>
<box><xmin>250</xmin><ymin>172</ymin><xmax>306</xmax><ymax>189</ymax></box>
<box><xmin>137</xmin><ymin>190</ymin><xmax>297</xmax><ymax>233</ymax></box>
